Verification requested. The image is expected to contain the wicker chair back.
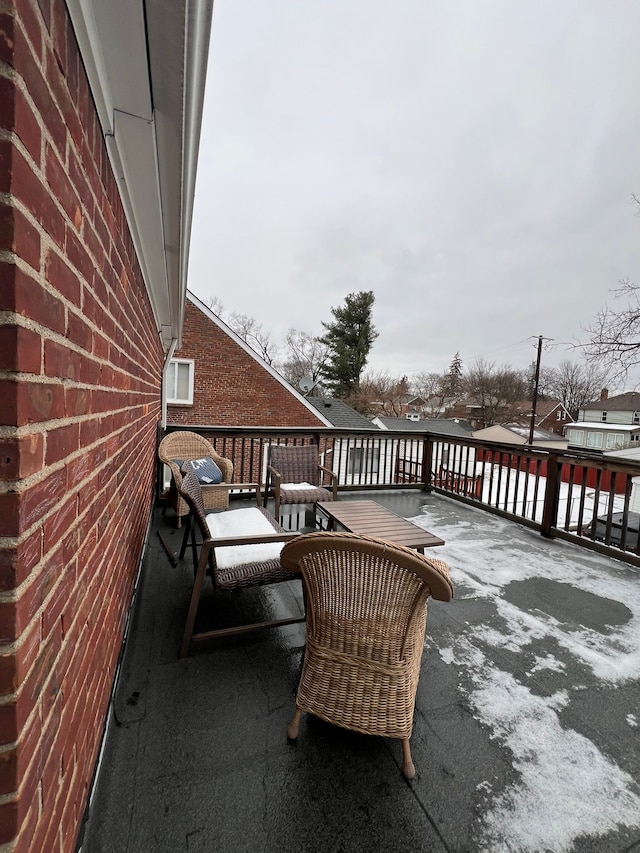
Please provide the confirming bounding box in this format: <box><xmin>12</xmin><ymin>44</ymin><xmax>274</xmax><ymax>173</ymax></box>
<box><xmin>280</xmin><ymin>531</ymin><xmax>453</xmax><ymax>778</ymax></box>
<box><xmin>174</xmin><ymin>466</ymin><xmax>304</xmax><ymax>655</ymax></box>
<box><xmin>158</xmin><ymin>431</ymin><xmax>233</xmax><ymax>523</ymax></box>
<box><xmin>270</xmin><ymin>445</ymin><xmax>322</xmax><ymax>486</ymax></box>
<box><xmin>267</xmin><ymin>444</ymin><xmax>338</xmax><ymax>518</ymax></box>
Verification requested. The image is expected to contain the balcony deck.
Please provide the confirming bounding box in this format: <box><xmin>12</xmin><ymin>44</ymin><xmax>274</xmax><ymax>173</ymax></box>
<box><xmin>80</xmin><ymin>491</ymin><xmax>640</xmax><ymax>853</ymax></box>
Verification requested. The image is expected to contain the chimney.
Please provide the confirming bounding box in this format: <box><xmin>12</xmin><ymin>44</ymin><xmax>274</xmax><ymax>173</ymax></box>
<box><xmin>600</xmin><ymin>388</ymin><xmax>609</xmax><ymax>400</ymax></box>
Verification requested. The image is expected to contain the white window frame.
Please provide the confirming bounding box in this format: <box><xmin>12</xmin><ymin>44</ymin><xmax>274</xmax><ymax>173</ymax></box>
<box><xmin>166</xmin><ymin>358</ymin><xmax>194</xmax><ymax>405</ymax></box>
<box><xmin>565</xmin><ymin>428</ymin><xmax>583</xmax><ymax>444</ymax></box>
<box><xmin>605</xmin><ymin>432</ymin><xmax>625</xmax><ymax>449</ymax></box>
<box><xmin>586</xmin><ymin>431</ymin><xmax>603</xmax><ymax>449</ymax></box>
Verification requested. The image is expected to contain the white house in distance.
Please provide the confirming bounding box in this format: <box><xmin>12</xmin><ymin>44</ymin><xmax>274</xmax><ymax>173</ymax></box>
<box><xmin>565</xmin><ymin>390</ymin><xmax>640</xmax><ymax>452</ymax></box>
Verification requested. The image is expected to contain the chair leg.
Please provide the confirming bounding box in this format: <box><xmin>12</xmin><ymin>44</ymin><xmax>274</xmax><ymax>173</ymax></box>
<box><xmin>287</xmin><ymin>707</ymin><xmax>303</xmax><ymax>741</ymax></box>
<box><xmin>401</xmin><ymin>738</ymin><xmax>415</xmax><ymax>780</ymax></box>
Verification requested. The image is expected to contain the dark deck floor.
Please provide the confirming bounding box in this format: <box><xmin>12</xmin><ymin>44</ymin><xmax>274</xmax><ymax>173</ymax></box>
<box><xmin>79</xmin><ymin>491</ymin><xmax>640</xmax><ymax>853</ymax></box>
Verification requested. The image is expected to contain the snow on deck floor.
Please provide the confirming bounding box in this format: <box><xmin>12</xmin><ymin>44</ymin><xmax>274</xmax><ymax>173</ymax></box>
<box><xmin>411</xmin><ymin>504</ymin><xmax>640</xmax><ymax>853</ymax></box>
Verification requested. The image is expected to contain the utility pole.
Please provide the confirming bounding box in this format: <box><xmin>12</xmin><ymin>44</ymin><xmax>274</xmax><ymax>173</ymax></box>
<box><xmin>528</xmin><ymin>335</ymin><xmax>544</xmax><ymax>446</ymax></box>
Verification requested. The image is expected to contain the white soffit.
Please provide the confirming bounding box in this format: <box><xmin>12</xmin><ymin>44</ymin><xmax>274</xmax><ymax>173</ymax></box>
<box><xmin>65</xmin><ymin>0</ymin><xmax>213</xmax><ymax>350</ymax></box>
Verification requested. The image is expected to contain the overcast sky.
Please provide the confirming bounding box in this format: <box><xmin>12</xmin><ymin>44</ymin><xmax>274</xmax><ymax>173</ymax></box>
<box><xmin>188</xmin><ymin>1</ymin><xmax>640</xmax><ymax>386</ymax></box>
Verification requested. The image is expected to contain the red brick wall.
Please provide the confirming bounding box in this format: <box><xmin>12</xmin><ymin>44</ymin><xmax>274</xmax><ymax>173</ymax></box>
<box><xmin>168</xmin><ymin>299</ymin><xmax>325</xmax><ymax>427</ymax></box>
<box><xmin>0</xmin><ymin>2</ymin><xmax>163</xmax><ymax>850</ymax></box>
<box><xmin>538</xmin><ymin>409</ymin><xmax>568</xmax><ymax>436</ymax></box>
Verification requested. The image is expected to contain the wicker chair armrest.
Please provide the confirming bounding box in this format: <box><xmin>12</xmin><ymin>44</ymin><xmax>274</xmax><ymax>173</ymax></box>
<box><xmin>202</xmin><ymin>531</ymin><xmax>299</xmax><ymax>550</ymax></box>
<box><xmin>211</xmin><ymin>452</ymin><xmax>233</xmax><ymax>482</ymax></box>
<box><xmin>319</xmin><ymin>465</ymin><xmax>338</xmax><ymax>499</ymax></box>
<box><xmin>165</xmin><ymin>458</ymin><xmax>184</xmax><ymax>487</ymax></box>
<box><xmin>267</xmin><ymin>465</ymin><xmax>282</xmax><ymax>485</ymax></box>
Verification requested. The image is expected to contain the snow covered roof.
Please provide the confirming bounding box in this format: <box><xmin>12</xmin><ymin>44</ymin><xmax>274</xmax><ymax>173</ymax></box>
<box><xmin>568</xmin><ymin>422</ymin><xmax>640</xmax><ymax>432</ymax></box>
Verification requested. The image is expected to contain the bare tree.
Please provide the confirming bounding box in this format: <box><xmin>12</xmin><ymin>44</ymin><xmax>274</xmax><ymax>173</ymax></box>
<box><xmin>228</xmin><ymin>312</ymin><xmax>279</xmax><ymax>366</ymax></box>
<box><xmin>543</xmin><ymin>359</ymin><xmax>611</xmax><ymax>418</ymax></box>
<box><xmin>412</xmin><ymin>371</ymin><xmax>447</xmax><ymax>415</ymax></box>
<box><xmin>584</xmin><ymin>279</ymin><xmax>640</xmax><ymax>380</ymax></box>
<box><xmin>202</xmin><ymin>295</ymin><xmax>225</xmax><ymax>318</ymax></box>
<box><xmin>280</xmin><ymin>330</ymin><xmax>329</xmax><ymax>392</ymax></box>
<box><xmin>410</xmin><ymin>354</ymin><xmax>465</xmax><ymax>417</ymax></box>
<box><xmin>464</xmin><ymin>358</ymin><xmax>529</xmax><ymax>426</ymax></box>
<box><xmin>347</xmin><ymin>372</ymin><xmax>408</xmax><ymax>418</ymax></box>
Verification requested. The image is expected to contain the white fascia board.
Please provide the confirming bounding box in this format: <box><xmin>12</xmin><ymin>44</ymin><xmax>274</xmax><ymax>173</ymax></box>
<box><xmin>187</xmin><ymin>291</ymin><xmax>334</xmax><ymax>427</ymax></box>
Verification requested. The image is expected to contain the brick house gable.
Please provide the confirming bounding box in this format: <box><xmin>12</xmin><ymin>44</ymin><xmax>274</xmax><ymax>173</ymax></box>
<box><xmin>508</xmin><ymin>399</ymin><xmax>572</xmax><ymax>435</ymax></box>
<box><xmin>167</xmin><ymin>292</ymin><xmax>331</xmax><ymax>427</ymax></box>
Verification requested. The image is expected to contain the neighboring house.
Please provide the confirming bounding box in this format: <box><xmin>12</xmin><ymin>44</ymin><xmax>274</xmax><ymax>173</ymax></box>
<box><xmin>167</xmin><ymin>292</ymin><xmax>331</xmax><ymax>428</ymax></box>
<box><xmin>578</xmin><ymin>389</ymin><xmax>640</xmax><ymax>424</ymax></box>
<box><xmin>373</xmin><ymin>415</ymin><xmax>474</xmax><ymax>435</ymax></box>
<box><xmin>305</xmin><ymin>396</ymin><xmax>375</xmax><ymax>430</ymax></box>
<box><xmin>404</xmin><ymin>394</ymin><xmax>429</xmax><ymax>417</ymax></box>
<box><xmin>508</xmin><ymin>399</ymin><xmax>572</xmax><ymax>436</ymax></box>
<box><xmin>447</xmin><ymin>400</ymin><xmax>486</xmax><ymax>429</ymax></box>
<box><xmin>565</xmin><ymin>422</ymin><xmax>640</xmax><ymax>453</ymax></box>
<box><xmin>372</xmin><ymin>417</ymin><xmax>479</xmax><ymax>492</ymax></box>
<box><xmin>566</xmin><ymin>389</ymin><xmax>640</xmax><ymax>452</ymax></box>
<box><xmin>1</xmin><ymin>3</ymin><xmax>213</xmax><ymax>851</ymax></box>
<box><xmin>305</xmin><ymin>396</ymin><xmax>379</xmax><ymax>484</ymax></box>
<box><xmin>473</xmin><ymin>424</ymin><xmax>569</xmax><ymax>452</ymax></box>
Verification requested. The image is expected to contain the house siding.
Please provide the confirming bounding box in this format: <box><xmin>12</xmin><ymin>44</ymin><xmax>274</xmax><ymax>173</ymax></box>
<box><xmin>581</xmin><ymin>409</ymin><xmax>638</xmax><ymax>425</ymax></box>
<box><xmin>0</xmin><ymin>2</ymin><xmax>163</xmax><ymax>851</ymax></box>
<box><xmin>167</xmin><ymin>299</ymin><xmax>326</xmax><ymax>427</ymax></box>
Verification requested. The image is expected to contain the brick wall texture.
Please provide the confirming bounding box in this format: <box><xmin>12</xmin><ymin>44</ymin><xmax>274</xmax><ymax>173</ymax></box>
<box><xmin>168</xmin><ymin>299</ymin><xmax>325</xmax><ymax>427</ymax></box>
<box><xmin>0</xmin><ymin>1</ymin><xmax>163</xmax><ymax>850</ymax></box>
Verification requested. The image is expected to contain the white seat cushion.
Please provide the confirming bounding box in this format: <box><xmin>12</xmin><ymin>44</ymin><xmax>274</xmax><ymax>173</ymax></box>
<box><xmin>205</xmin><ymin>507</ymin><xmax>283</xmax><ymax>570</ymax></box>
<box><xmin>281</xmin><ymin>482</ymin><xmax>315</xmax><ymax>491</ymax></box>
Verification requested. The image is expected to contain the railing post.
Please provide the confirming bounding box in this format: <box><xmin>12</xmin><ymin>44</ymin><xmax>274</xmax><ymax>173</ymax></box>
<box><xmin>541</xmin><ymin>452</ymin><xmax>560</xmax><ymax>538</ymax></box>
<box><xmin>422</xmin><ymin>434</ymin><xmax>433</xmax><ymax>491</ymax></box>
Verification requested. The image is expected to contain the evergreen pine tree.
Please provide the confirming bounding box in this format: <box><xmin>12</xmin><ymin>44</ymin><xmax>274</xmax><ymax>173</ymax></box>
<box><xmin>445</xmin><ymin>352</ymin><xmax>463</xmax><ymax>396</ymax></box>
<box><xmin>318</xmin><ymin>291</ymin><xmax>378</xmax><ymax>397</ymax></box>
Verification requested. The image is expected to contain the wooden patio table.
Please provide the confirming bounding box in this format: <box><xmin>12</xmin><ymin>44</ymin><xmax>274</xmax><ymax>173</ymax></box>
<box><xmin>315</xmin><ymin>499</ymin><xmax>445</xmax><ymax>552</ymax></box>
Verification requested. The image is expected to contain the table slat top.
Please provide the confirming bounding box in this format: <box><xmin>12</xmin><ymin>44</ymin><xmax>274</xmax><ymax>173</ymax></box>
<box><xmin>316</xmin><ymin>500</ymin><xmax>444</xmax><ymax>550</ymax></box>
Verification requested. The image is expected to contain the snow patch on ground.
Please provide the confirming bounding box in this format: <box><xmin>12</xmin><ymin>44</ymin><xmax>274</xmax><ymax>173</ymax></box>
<box><xmin>415</xmin><ymin>509</ymin><xmax>640</xmax><ymax>851</ymax></box>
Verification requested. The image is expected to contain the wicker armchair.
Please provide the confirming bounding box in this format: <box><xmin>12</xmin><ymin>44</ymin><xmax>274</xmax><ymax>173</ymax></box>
<box><xmin>267</xmin><ymin>444</ymin><xmax>338</xmax><ymax>519</ymax></box>
<box><xmin>158</xmin><ymin>431</ymin><xmax>234</xmax><ymax>526</ymax></box>
<box><xmin>280</xmin><ymin>531</ymin><xmax>454</xmax><ymax>780</ymax></box>
<box><xmin>176</xmin><ymin>466</ymin><xmax>302</xmax><ymax>656</ymax></box>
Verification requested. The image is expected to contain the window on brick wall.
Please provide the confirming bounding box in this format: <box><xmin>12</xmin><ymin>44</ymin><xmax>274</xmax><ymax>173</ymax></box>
<box><xmin>166</xmin><ymin>359</ymin><xmax>194</xmax><ymax>404</ymax></box>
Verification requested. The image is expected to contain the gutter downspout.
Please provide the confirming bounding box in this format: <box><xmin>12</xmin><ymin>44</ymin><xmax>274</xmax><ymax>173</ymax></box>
<box><xmin>161</xmin><ymin>339</ymin><xmax>178</xmax><ymax>429</ymax></box>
